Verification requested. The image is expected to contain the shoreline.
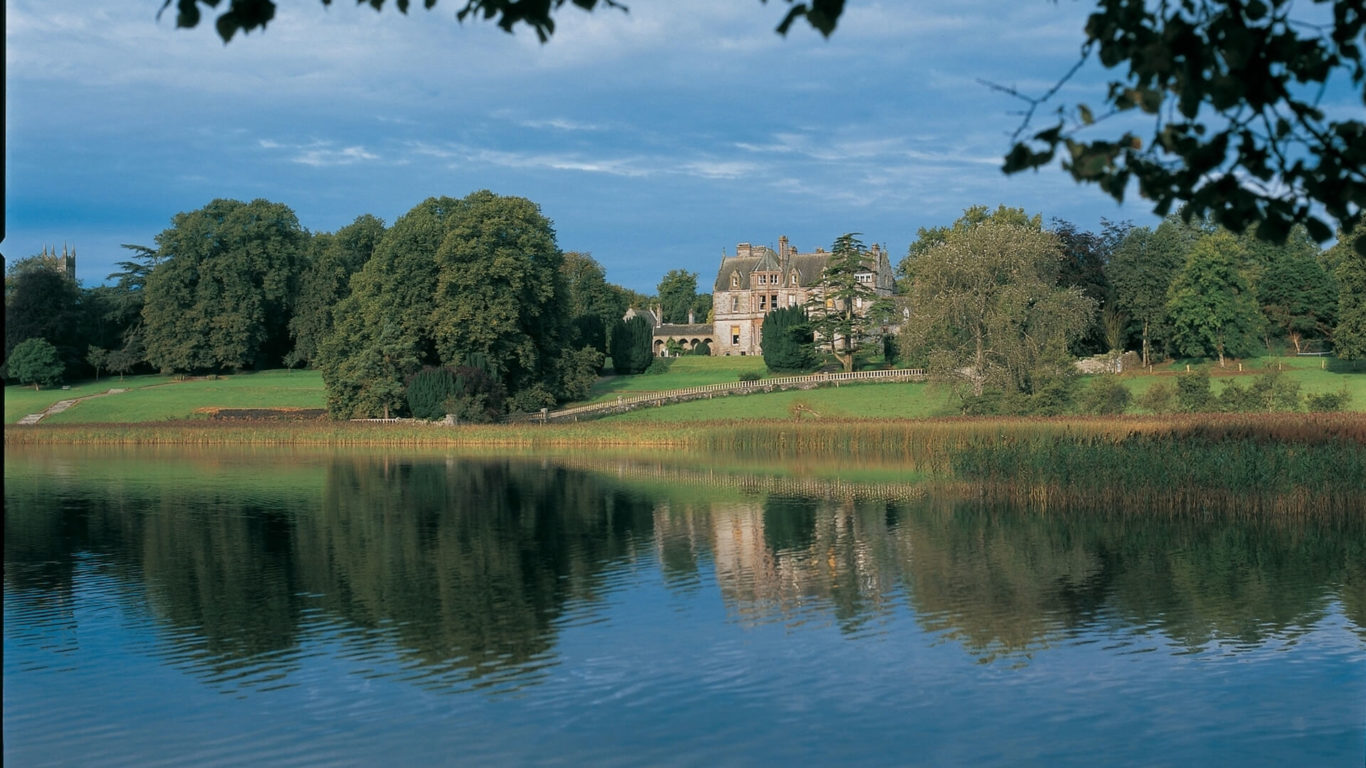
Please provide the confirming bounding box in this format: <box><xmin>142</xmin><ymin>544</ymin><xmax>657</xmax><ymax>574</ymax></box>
<box><xmin>7</xmin><ymin>412</ymin><xmax>1365</xmax><ymax>447</ymax></box>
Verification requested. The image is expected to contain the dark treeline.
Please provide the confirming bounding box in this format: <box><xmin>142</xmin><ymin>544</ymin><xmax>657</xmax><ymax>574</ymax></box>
<box><xmin>3</xmin><ymin>192</ymin><xmax>638</xmax><ymax>417</ymax></box>
<box><xmin>7</xmin><ymin>196</ymin><xmax>1365</xmax><ymax>415</ymax></box>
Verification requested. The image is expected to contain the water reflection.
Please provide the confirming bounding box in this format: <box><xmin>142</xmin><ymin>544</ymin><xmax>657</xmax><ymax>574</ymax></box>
<box><xmin>5</xmin><ymin>447</ymin><xmax>1364</xmax><ymax>696</ymax></box>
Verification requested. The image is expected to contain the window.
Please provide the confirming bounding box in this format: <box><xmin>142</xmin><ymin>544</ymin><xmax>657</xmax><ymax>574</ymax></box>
<box><xmin>759</xmin><ymin>295</ymin><xmax>768</xmax><ymax>310</ymax></box>
<box><xmin>731</xmin><ymin>296</ymin><xmax>739</xmax><ymax>312</ymax></box>
<box><xmin>790</xmin><ymin>271</ymin><xmax>799</xmax><ymax>285</ymax></box>
<box><xmin>771</xmin><ymin>294</ymin><xmax>778</xmax><ymax>308</ymax></box>
<box><xmin>856</xmin><ymin>273</ymin><xmax>873</xmax><ymax>284</ymax></box>
<box><xmin>788</xmin><ymin>294</ymin><xmax>797</xmax><ymax>307</ymax></box>
<box><xmin>731</xmin><ymin>326</ymin><xmax>741</xmax><ymax>345</ymax></box>
<box><xmin>731</xmin><ymin>273</ymin><xmax>739</xmax><ymax>288</ymax></box>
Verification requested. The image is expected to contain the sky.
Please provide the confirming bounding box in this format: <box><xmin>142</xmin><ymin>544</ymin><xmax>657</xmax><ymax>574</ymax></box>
<box><xmin>7</xmin><ymin>1</ymin><xmax>1198</xmax><ymax>293</ymax></box>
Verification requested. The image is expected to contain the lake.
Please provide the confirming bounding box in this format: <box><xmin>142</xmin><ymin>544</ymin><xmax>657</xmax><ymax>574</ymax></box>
<box><xmin>5</xmin><ymin>445</ymin><xmax>1364</xmax><ymax>766</ymax></box>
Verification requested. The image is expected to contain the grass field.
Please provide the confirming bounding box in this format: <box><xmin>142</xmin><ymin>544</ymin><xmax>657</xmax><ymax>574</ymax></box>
<box><xmin>586</xmin><ymin>356</ymin><xmax>768</xmax><ymax>402</ymax></box>
<box><xmin>5</xmin><ymin>370</ymin><xmax>325</xmax><ymax>425</ymax></box>
<box><xmin>5</xmin><ymin>355</ymin><xmax>1363</xmax><ymax>426</ymax></box>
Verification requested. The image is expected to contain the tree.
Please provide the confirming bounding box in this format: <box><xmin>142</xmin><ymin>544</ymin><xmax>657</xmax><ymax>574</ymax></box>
<box><xmin>1166</xmin><ymin>231</ymin><xmax>1264</xmax><ymax>365</ymax></box>
<box><xmin>1252</xmin><ymin>230</ymin><xmax>1337</xmax><ymax>352</ymax></box>
<box><xmin>168</xmin><ymin>1</ymin><xmax>1364</xmax><ymax>245</ymax></box>
<box><xmin>289</xmin><ymin>215</ymin><xmax>386</xmax><ymax>368</ymax></box>
<box><xmin>610</xmin><ymin>315</ymin><xmax>653</xmax><ymax>375</ymax></box>
<box><xmin>761</xmin><ymin>304</ymin><xmax>817</xmax><ymax>373</ymax></box>
<box><xmin>1108</xmin><ymin>215</ymin><xmax>1203</xmax><ymax>366</ymax></box>
<box><xmin>87</xmin><ymin>346</ymin><xmax>109</xmax><ymax>382</ymax></box>
<box><xmin>656</xmin><ymin>269</ymin><xmax>698</xmax><ymax>324</ymax></box>
<box><xmin>560</xmin><ymin>251</ymin><xmax>627</xmax><ymax>355</ymax></box>
<box><xmin>805</xmin><ymin>233</ymin><xmax>876</xmax><ymax>372</ymax></box>
<box><xmin>6</xmin><ymin>338</ymin><xmax>64</xmax><ymax>390</ymax></box>
<box><xmin>325</xmin><ymin>321</ymin><xmax>419</xmax><ymax>419</ymax></box>
<box><xmin>1051</xmin><ymin>218</ymin><xmax>1121</xmax><ymax>355</ymax></box>
<box><xmin>1327</xmin><ymin>219</ymin><xmax>1366</xmax><ymax>359</ymax></box>
<box><xmin>4</xmin><ymin>255</ymin><xmax>83</xmax><ymax>371</ymax></box>
<box><xmin>317</xmin><ymin>191</ymin><xmax>572</xmax><ymax>417</ymax></box>
<box><xmin>142</xmin><ymin>198</ymin><xmax>307</xmax><ymax>372</ymax></box>
<box><xmin>899</xmin><ymin>219</ymin><xmax>1096</xmax><ymax>398</ymax></box>
<box><xmin>896</xmin><ymin>205</ymin><xmax>1042</xmax><ymax>291</ymax></box>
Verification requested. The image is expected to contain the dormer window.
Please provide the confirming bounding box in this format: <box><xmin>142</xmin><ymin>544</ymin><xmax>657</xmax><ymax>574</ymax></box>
<box><xmin>731</xmin><ymin>273</ymin><xmax>740</xmax><ymax>288</ymax></box>
<box><xmin>790</xmin><ymin>271</ymin><xmax>798</xmax><ymax>286</ymax></box>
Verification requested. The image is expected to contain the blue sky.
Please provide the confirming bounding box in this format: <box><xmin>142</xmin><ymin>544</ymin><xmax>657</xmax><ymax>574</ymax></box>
<box><xmin>8</xmin><ymin>1</ymin><xmax>1195</xmax><ymax>292</ymax></box>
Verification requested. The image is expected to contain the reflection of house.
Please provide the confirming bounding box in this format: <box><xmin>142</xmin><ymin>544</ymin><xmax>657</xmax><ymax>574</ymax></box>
<box><xmin>712</xmin><ymin>236</ymin><xmax>894</xmax><ymax>356</ymax></box>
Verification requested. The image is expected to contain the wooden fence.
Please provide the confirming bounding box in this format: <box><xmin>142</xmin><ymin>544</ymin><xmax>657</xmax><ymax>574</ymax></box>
<box><xmin>518</xmin><ymin>368</ymin><xmax>926</xmax><ymax>423</ymax></box>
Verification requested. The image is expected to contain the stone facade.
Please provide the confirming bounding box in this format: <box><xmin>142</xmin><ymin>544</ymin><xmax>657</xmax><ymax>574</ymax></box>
<box><xmin>711</xmin><ymin>235</ymin><xmax>894</xmax><ymax>356</ymax></box>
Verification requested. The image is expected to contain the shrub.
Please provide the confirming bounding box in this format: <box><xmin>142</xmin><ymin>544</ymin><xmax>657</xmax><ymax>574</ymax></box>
<box><xmin>6</xmin><ymin>338</ymin><xmax>64</xmax><ymax>390</ymax></box>
<box><xmin>1137</xmin><ymin>381</ymin><xmax>1176</xmax><ymax>413</ymax></box>
<box><xmin>692</xmin><ymin>339</ymin><xmax>711</xmax><ymax>356</ymax></box>
<box><xmin>610</xmin><ymin>315</ymin><xmax>654</xmax><ymax>375</ymax></box>
<box><xmin>406</xmin><ymin>364</ymin><xmax>507</xmax><ymax>422</ymax></box>
<box><xmin>405</xmin><ymin>367</ymin><xmax>459</xmax><ymax>420</ymax></box>
<box><xmin>1077</xmin><ymin>376</ymin><xmax>1132</xmax><ymax>415</ymax></box>
<box><xmin>761</xmin><ymin>305</ymin><xmax>817</xmax><ymax>373</ymax></box>
<box><xmin>1305</xmin><ymin>388</ymin><xmax>1351</xmax><ymax>412</ymax></box>
<box><xmin>738</xmin><ymin>371</ymin><xmax>763</xmax><ymax>382</ymax></box>
<box><xmin>1175</xmin><ymin>370</ymin><xmax>1214</xmax><ymax>412</ymax></box>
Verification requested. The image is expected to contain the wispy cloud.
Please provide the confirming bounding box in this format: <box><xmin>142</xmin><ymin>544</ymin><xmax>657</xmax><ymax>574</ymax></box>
<box><xmin>259</xmin><ymin>139</ymin><xmax>380</xmax><ymax>166</ymax></box>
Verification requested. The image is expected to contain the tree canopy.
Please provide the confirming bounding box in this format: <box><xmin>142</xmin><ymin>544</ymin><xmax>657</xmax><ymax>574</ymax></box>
<box><xmin>899</xmin><ymin>216</ymin><xmax>1095</xmax><ymax>399</ymax></box>
<box><xmin>166</xmin><ymin>1</ymin><xmax>1364</xmax><ymax>247</ymax></box>
<box><xmin>316</xmin><ymin>191</ymin><xmax>572</xmax><ymax>418</ymax></box>
<box><xmin>142</xmin><ymin>198</ymin><xmax>307</xmax><ymax>373</ymax></box>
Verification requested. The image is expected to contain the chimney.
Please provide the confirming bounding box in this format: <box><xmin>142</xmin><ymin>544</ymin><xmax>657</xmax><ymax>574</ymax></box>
<box><xmin>655</xmin><ymin>304</ymin><xmax>663</xmax><ymax>327</ymax></box>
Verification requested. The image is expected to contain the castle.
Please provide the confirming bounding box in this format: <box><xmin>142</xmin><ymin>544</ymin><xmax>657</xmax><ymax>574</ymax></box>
<box><xmin>646</xmin><ymin>236</ymin><xmax>895</xmax><ymax>357</ymax></box>
<box><xmin>31</xmin><ymin>244</ymin><xmax>78</xmax><ymax>281</ymax></box>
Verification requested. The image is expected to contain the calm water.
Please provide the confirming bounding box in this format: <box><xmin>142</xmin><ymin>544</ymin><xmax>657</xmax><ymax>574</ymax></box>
<box><xmin>5</xmin><ymin>446</ymin><xmax>1364</xmax><ymax>767</ymax></box>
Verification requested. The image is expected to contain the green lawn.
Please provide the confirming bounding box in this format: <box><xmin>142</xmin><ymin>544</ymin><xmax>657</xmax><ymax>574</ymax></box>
<box><xmin>586</xmin><ymin>356</ymin><xmax>768</xmax><ymax>403</ymax></box>
<box><xmin>1111</xmin><ymin>355</ymin><xmax>1365</xmax><ymax>412</ymax></box>
<box><xmin>5</xmin><ymin>374</ymin><xmax>179</xmax><ymax>424</ymax></box>
<box><xmin>6</xmin><ymin>355</ymin><xmax>1361</xmax><ymax>427</ymax></box>
<box><xmin>8</xmin><ymin>370</ymin><xmax>326</xmax><ymax>425</ymax></box>
<box><xmin>601</xmin><ymin>380</ymin><xmax>957</xmax><ymax>423</ymax></box>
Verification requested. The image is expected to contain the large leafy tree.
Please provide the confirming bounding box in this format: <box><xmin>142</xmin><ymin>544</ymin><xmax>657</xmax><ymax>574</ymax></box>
<box><xmin>1249</xmin><ymin>228</ymin><xmax>1338</xmax><ymax>352</ymax></box>
<box><xmin>1327</xmin><ymin>219</ymin><xmax>1366</xmax><ymax>359</ymax></box>
<box><xmin>561</xmin><ymin>251</ymin><xmax>629</xmax><ymax>356</ymax></box>
<box><xmin>166</xmin><ymin>1</ymin><xmax>1364</xmax><ymax>246</ymax></box>
<box><xmin>806</xmin><ymin>233</ymin><xmax>876</xmax><ymax>372</ymax></box>
<box><xmin>896</xmin><ymin>205</ymin><xmax>1041</xmax><ymax>292</ymax></box>
<box><xmin>1107</xmin><ymin>215</ymin><xmax>1205</xmax><ymax>365</ymax></box>
<box><xmin>318</xmin><ymin>191</ymin><xmax>571</xmax><ymax>418</ymax></box>
<box><xmin>429</xmin><ymin>191</ymin><xmax>568</xmax><ymax>409</ymax></box>
<box><xmin>900</xmin><ymin>219</ymin><xmax>1096</xmax><ymax>398</ymax></box>
<box><xmin>1166</xmin><ymin>231</ymin><xmax>1264</xmax><ymax>365</ymax></box>
<box><xmin>656</xmin><ymin>269</ymin><xmax>698</xmax><ymax>324</ymax></box>
<box><xmin>6</xmin><ymin>337</ymin><xmax>65</xmax><ymax>390</ymax></box>
<box><xmin>1051</xmin><ymin>218</ymin><xmax>1123</xmax><ymax>355</ymax></box>
<box><xmin>288</xmin><ymin>214</ymin><xmax>386</xmax><ymax>368</ymax></box>
<box><xmin>142</xmin><ymin>198</ymin><xmax>307</xmax><ymax>372</ymax></box>
<box><xmin>4</xmin><ymin>256</ymin><xmax>83</xmax><ymax>372</ymax></box>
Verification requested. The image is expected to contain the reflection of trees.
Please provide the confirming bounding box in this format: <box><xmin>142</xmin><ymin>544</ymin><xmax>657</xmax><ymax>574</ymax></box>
<box><xmin>644</xmin><ymin>486</ymin><xmax>1366</xmax><ymax>655</ymax></box>
<box><xmin>7</xmin><ymin>447</ymin><xmax>1364</xmax><ymax>685</ymax></box>
<box><xmin>290</xmin><ymin>458</ymin><xmax>656</xmax><ymax>684</ymax></box>
<box><xmin>894</xmin><ymin>501</ymin><xmax>1366</xmax><ymax>656</ymax></box>
<box><xmin>5</xmin><ymin>454</ymin><xmax>657</xmax><ymax>690</ymax></box>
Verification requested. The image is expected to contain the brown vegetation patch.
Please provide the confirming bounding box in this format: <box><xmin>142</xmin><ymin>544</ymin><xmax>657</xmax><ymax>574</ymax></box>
<box><xmin>195</xmin><ymin>407</ymin><xmax>328</xmax><ymax>421</ymax></box>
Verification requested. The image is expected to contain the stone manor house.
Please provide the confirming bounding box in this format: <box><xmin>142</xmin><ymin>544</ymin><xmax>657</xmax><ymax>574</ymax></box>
<box><xmin>643</xmin><ymin>235</ymin><xmax>895</xmax><ymax>357</ymax></box>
